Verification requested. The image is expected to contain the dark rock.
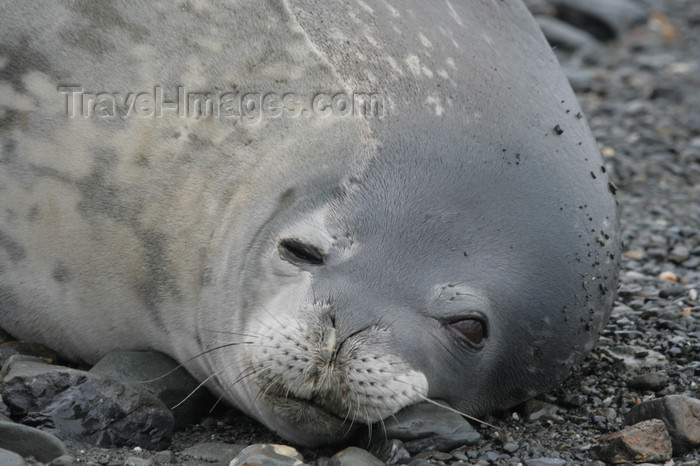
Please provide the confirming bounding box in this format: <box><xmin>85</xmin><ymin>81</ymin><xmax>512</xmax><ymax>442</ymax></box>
<box><xmin>627</xmin><ymin>372</ymin><xmax>670</xmax><ymax>391</ymax></box>
<box><xmin>594</xmin><ymin>419</ymin><xmax>672</xmax><ymax>464</ymax></box>
<box><xmin>372</xmin><ymin>401</ymin><xmax>481</xmax><ymax>454</ymax></box>
<box><xmin>624</xmin><ymin>395</ymin><xmax>700</xmax><ymax>454</ymax></box>
<box><xmin>553</xmin><ymin>0</ymin><xmax>647</xmax><ymax>41</ymax></box>
<box><xmin>535</xmin><ymin>15</ymin><xmax>599</xmax><ymax>51</ymax></box>
<box><xmin>369</xmin><ymin>439</ymin><xmax>410</xmax><ymax>464</ymax></box>
<box><xmin>90</xmin><ymin>350</ymin><xmax>215</xmax><ymax>430</ymax></box>
<box><xmin>0</xmin><ymin>421</ymin><xmax>69</xmax><ymax>463</ymax></box>
<box><xmin>0</xmin><ymin>359</ymin><xmax>173</xmax><ymax>450</ymax></box>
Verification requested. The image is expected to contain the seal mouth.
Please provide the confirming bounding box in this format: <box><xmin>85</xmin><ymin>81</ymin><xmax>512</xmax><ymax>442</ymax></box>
<box><xmin>263</xmin><ymin>393</ymin><xmax>357</xmax><ymax>439</ymax></box>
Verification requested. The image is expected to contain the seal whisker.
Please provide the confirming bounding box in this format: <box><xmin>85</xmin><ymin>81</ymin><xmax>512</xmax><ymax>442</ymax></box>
<box><xmin>139</xmin><ymin>342</ymin><xmax>254</xmax><ymax>384</ymax></box>
<box><xmin>171</xmin><ymin>361</ymin><xmax>242</xmax><ymax>410</ymax></box>
<box><xmin>417</xmin><ymin>395</ymin><xmax>497</xmax><ymax>429</ymax></box>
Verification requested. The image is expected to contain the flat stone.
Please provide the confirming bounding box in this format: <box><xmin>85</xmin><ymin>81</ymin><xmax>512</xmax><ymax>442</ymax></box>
<box><xmin>0</xmin><ymin>448</ymin><xmax>26</xmax><ymax>466</ymax></box>
<box><xmin>372</xmin><ymin>401</ymin><xmax>481</xmax><ymax>454</ymax></box>
<box><xmin>624</xmin><ymin>395</ymin><xmax>700</xmax><ymax>455</ymax></box>
<box><xmin>602</xmin><ymin>346</ymin><xmax>667</xmax><ymax>372</ymax></box>
<box><xmin>181</xmin><ymin>442</ymin><xmax>245</xmax><ymax>463</ymax></box>
<box><xmin>229</xmin><ymin>444</ymin><xmax>304</xmax><ymax>466</ymax></box>
<box><xmin>0</xmin><ymin>421</ymin><xmax>69</xmax><ymax>463</ymax></box>
<box><xmin>331</xmin><ymin>446</ymin><xmax>384</xmax><ymax>465</ymax></box>
<box><xmin>627</xmin><ymin>372</ymin><xmax>670</xmax><ymax>392</ymax></box>
<box><xmin>594</xmin><ymin>419</ymin><xmax>672</xmax><ymax>464</ymax></box>
<box><xmin>1</xmin><ymin>359</ymin><xmax>173</xmax><ymax>450</ymax></box>
<box><xmin>90</xmin><ymin>350</ymin><xmax>215</xmax><ymax>430</ymax></box>
<box><xmin>523</xmin><ymin>458</ymin><xmax>566</xmax><ymax>466</ymax></box>
<box><xmin>48</xmin><ymin>455</ymin><xmax>79</xmax><ymax>466</ymax></box>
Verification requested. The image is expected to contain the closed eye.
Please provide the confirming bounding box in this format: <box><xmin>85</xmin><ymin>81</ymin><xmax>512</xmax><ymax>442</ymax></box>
<box><xmin>278</xmin><ymin>239</ymin><xmax>325</xmax><ymax>266</ymax></box>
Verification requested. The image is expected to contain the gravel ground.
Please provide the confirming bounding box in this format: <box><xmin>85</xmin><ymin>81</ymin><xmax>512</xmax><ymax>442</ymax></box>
<box><xmin>16</xmin><ymin>1</ymin><xmax>700</xmax><ymax>464</ymax></box>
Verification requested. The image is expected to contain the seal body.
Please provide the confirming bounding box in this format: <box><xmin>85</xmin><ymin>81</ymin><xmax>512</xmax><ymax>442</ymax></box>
<box><xmin>0</xmin><ymin>0</ymin><xmax>619</xmax><ymax>445</ymax></box>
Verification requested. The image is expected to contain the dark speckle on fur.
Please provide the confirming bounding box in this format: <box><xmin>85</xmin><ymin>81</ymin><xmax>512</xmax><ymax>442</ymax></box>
<box><xmin>0</xmin><ymin>37</ymin><xmax>54</xmax><ymax>92</ymax></box>
<box><xmin>52</xmin><ymin>262</ymin><xmax>72</xmax><ymax>283</ymax></box>
<box><xmin>0</xmin><ymin>230</ymin><xmax>27</xmax><ymax>263</ymax></box>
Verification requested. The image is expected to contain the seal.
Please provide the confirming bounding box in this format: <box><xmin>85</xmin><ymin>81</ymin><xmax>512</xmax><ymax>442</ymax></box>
<box><xmin>0</xmin><ymin>0</ymin><xmax>619</xmax><ymax>446</ymax></box>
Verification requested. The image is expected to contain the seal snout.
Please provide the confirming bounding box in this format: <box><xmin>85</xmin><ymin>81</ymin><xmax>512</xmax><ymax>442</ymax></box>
<box><xmin>252</xmin><ymin>307</ymin><xmax>428</xmax><ymax>433</ymax></box>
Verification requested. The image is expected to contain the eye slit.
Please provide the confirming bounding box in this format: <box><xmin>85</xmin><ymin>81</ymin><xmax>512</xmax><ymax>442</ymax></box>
<box><xmin>450</xmin><ymin>318</ymin><xmax>486</xmax><ymax>346</ymax></box>
<box><xmin>279</xmin><ymin>239</ymin><xmax>325</xmax><ymax>266</ymax></box>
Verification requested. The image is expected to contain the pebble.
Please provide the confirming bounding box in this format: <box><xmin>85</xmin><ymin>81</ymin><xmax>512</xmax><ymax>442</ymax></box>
<box><xmin>48</xmin><ymin>455</ymin><xmax>79</xmax><ymax>466</ymax></box>
<box><xmin>229</xmin><ymin>444</ymin><xmax>304</xmax><ymax>465</ymax></box>
<box><xmin>624</xmin><ymin>395</ymin><xmax>700</xmax><ymax>455</ymax></box>
<box><xmin>594</xmin><ymin>419</ymin><xmax>672</xmax><ymax>463</ymax></box>
<box><xmin>0</xmin><ymin>359</ymin><xmax>173</xmax><ymax>450</ymax></box>
<box><xmin>627</xmin><ymin>371</ymin><xmax>671</xmax><ymax>391</ymax></box>
<box><xmin>523</xmin><ymin>458</ymin><xmax>566</xmax><ymax>466</ymax></box>
<box><xmin>518</xmin><ymin>399</ymin><xmax>565</xmax><ymax>423</ymax></box>
<box><xmin>90</xmin><ymin>351</ymin><xmax>215</xmax><ymax>430</ymax></box>
<box><xmin>0</xmin><ymin>421</ymin><xmax>69</xmax><ymax>463</ymax></box>
<box><xmin>371</xmin><ymin>401</ymin><xmax>481</xmax><ymax>454</ymax></box>
<box><xmin>331</xmin><ymin>446</ymin><xmax>384</xmax><ymax>465</ymax></box>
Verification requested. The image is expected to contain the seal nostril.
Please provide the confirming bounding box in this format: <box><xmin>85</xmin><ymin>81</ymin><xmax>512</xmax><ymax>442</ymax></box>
<box><xmin>279</xmin><ymin>238</ymin><xmax>325</xmax><ymax>266</ymax></box>
<box><xmin>450</xmin><ymin>317</ymin><xmax>487</xmax><ymax>347</ymax></box>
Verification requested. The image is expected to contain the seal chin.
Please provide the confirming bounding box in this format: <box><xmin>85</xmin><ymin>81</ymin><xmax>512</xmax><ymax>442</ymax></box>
<box><xmin>264</xmin><ymin>394</ymin><xmax>356</xmax><ymax>442</ymax></box>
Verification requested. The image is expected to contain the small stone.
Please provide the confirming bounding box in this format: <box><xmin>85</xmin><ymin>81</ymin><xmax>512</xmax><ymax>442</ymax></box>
<box><xmin>182</xmin><ymin>442</ymin><xmax>245</xmax><ymax>463</ymax></box>
<box><xmin>623</xmin><ymin>249</ymin><xmax>645</xmax><ymax>260</ymax></box>
<box><xmin>124</xmin><ymin>457</ymin><xmax>153</xmax><ymax>466</ymax></box>
<box><xmin>594</xmin><ymin>419</ymin><xmax>672</xmax><ymax>464</ymax></box>
<box><xmin>370</xmin><ymin>439</ymin><xmax>410</xmax><ymax>464</ymax></box>
<box><xmin>330</xmin><ymin>447</ymin><xmax>387</xmax><ymax>465</ymax></box>
<box><xmin>523</xmin><ymin>459</ymin><xmax>566</xmax><ymax>466</ymax></box>
<box><xmin>503</xmin><ymin>442</ymin><xmax>520</xmax><ymax>453</ymax></box>
<box><xmin>0</xmin><ymin>421</ymin><xmax>69</xmax><ymax>463</ymax></box>
<box><xmin>519</xmin><ymin>399</ymin><xmax>565</xmax><ymax>423</ymax></box>
<box><xmin>627</xmin><ymin>372</ymin><xmax>670</xmax><ymax>391</ymax></box>
<box><xmin>48</xmin><ymin>455</ymin><xmax>79</xmax><ymax>466</ymax></box>
<box><xmin>0</xmin><ymin>448</ymin><xmax>26</xmax><ymax>466</ymax></box>
<box><xmin>372</xmin><ymin>401</ymin><xmax>481</xmax><ymax>454</ymax></box>
<box><xmin>658</xmin><ymin>271</ymin><xmax>679</xmax><ymax>282</ymax></box>
<box><xmin>668</xmin><ymin>245</ymin><xmax>691</xmax><ymax>263</ymax></box>
<box><xmin>659</xmin><ymin>284</ymin><xmax>688</xmax><ymax>298</ymax></box>
<box><xmin>229</xmin><ymin>444</ymin><xmax>304</xmax><ymax>465</ymax></box>
<box><xmin>624</xmin><ymin>395</ymin><xmax>700</xmax><ymax>454</ymax></box>
<box><xmin>152</xmin><ymin>450</ymin><xmax>175</xmax><ymax>465</ymax></box>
